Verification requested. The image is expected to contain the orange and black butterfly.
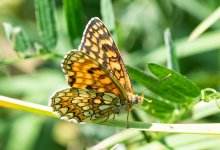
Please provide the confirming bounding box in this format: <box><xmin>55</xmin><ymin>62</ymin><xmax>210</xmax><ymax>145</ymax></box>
<box><xmin>50</xmin><ymin>17</ymin><xmax>143</xmax><ymax>126</ymax></box>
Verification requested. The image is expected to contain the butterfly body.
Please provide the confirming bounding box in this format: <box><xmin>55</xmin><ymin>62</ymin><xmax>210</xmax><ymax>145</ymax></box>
<box><xmin>50</xmin><ymin>17</ymin><xmax>143</xmax><ymax>125</ymax></box>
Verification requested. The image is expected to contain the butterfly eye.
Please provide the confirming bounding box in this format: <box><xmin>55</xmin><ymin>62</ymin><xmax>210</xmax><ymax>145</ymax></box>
<box><xmin>132</xmin><ymin>96</ymin><xmax>139</xmax><ymax>104</ymax></box>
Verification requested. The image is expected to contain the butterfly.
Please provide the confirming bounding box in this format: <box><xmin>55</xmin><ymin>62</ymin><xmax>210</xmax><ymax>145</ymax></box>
<box><xmin>50</xmin><ymin>17</ymin><xmax>143</xmax><ymax>127</ymax></box>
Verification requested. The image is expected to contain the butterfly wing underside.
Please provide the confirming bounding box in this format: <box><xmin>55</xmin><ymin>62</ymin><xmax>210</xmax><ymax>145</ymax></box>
<box><xmin>62</xmin><ymin>50</ymin><xmax>124</xmax><ymax>98</ymax></box>
<box><xmin>79</xmin><ymin>17</ymin><xmax>133</xmax><ymax>98</ymax></box>
<box><xmin>50</xmin><ymin>17</ymin><xmax>135</xmax><ymax>123</ymax></box>
<box><xmin>50</xmin><ymin>88</ymin><xmax>122</xmax><ymax>122</ymax></box>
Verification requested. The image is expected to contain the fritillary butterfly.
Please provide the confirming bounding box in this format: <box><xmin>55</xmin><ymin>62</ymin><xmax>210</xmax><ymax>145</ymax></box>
<box><xmin>50</xmin><ymin>17</ymin><xmax>143</xmax><ymax>127</ymax></box>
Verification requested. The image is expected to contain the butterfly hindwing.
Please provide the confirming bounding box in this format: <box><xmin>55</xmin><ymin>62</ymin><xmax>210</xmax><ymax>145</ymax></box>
<box><xmin>50</xmin><ymin>88</ymin><xmax>122</xmax><ymax>122</ymax></box>
<box><xmin>79</xmin><ymin>17</ymin><xmax>133</xmax><ymax>98</ymax></box>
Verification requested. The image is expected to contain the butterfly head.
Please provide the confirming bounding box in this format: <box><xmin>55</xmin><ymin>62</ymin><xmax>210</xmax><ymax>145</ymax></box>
<box><xmin>131</xmin><ymin>94</ymin><xmax>144</xmax><ymax>104</ymax></box>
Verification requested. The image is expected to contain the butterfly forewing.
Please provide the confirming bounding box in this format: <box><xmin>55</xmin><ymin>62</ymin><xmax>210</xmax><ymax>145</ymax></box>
<box><xmin>50</xmin><ymin>88</ymin><xmax>122</xmax><ymax>122</ymax></box>
<box><xmin>79</xmin><ymin>17</ymin><xmax>133</xmax><ymax>98</ymax></box>
<box><xmin>62</xmin><ymin>50</ymin><xmax>124</xmax><ymax>98</ymax></box>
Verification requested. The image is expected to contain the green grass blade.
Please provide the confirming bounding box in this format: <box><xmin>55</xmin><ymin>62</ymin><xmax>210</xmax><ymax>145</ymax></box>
<box><xmin>35</xmin><ymin>0</ymin><xmax>57</xmax><ymax>50</ymax></box>
<box><xmin>164</xmin><ymin>28</ymin><xmax>180</xmax><ymax>72</ymax></box>
<box><xmin>63</xmin><ymin>0</ymin><xmax>84</xmax><ymax>46</ymax></box>
<box><xmin>88</xmin><ymin>130</ymin><xmax>139</xmax><ymax>150</ymax></box>
<box><xmin>189</xmin><ymin>6</ymin><xmax>220</xmax><ymax>41</ymax></box>
<box><xmin>3</xmin><ymin>23</ymin><xmax>31</xmax><ymax>54</ymax></box>
<box><xmin>90</xmin><ymin>123</ymin><xmax>220</xmax><ymax>149</ymax></box>
<box><xmin>1</xmin><ymin>95</ymin><xmax>220</xmax><ymax>136</ymax></box>
<box><xmin>100</xmin><ymin>0</ymin><xmax>117</xmax><ymax>42</ymax></box>
<box><xmin>193</xmin><ymin>101</ymin><xmax>220</xmax><ymax>120</ymax></box>
<box><xmin>171</xmin><ymin>0</ymin><xmax>219</xmax><ymax>27</ymax></box>
<box><xmin>165</xmin><ymin>134</ymin><xmax>220</xmax><ymax>149</ymax></box>
<box><xmin>128</xmin><ymin>31</ymin><xmax>220</xmax><ymax>65</ymax></box>
<box><xmin>0</xmin><ymin>95</ymin><xmax>56</xmax><ymax>117</ymax></box>
<box><xmin>148</xmin><ymin>63</ymin><xmax>200</xmax><ymax>98</ymax></box>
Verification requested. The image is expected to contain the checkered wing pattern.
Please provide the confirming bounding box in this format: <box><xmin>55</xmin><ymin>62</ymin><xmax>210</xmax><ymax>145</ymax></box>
<box><xmin>79</xmin><ymin>17</ymin><xmax>133</xmax><ymax>97</ymax></box>
<box><xmin>49</xmin><ymin>17</ymin><xmax>140</xmax><ymax>124</ymax></box>
<box><xmin>50</xmin><ymin>88</ymin><xmax>122</xmax><ymax>123</ymax></box>
<box><xmin>61</xmin><ymin>50</ymin><xmax>124</xmax><ymax>98</ymax></box>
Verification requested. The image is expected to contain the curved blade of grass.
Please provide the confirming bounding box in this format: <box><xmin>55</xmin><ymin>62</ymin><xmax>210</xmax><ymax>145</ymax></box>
<box><xmin>148</xmin><ymin>63</ymin><xmax>200</xmax><ymax>98</ymax></box>
<box><xmin>171</xmin><ymin>0</ymin><xmax>219</xmax><ymax>27</ymax></box>
<box><xmin>0</xmin><ymin>95</ymin><xmax>56</xmax><ymax>117</ymax></box>
<box><xmin>35</xmin><ymin>0</ymin><xmax>57</xmax><ymax>50</ymax></box>
<box><xmin>63</xmin><ymin>0</ymin><xmax>84</xmax><ymax>46</ymax></box>
<box><xmin>127</xmin><ymin>65</ymin><xmax>191</xmax><ymax>103</ymax></box>
<box><xmin>193</xmin><ymin>101</ymin><xmax>220</xmax><ymax>120</ymax></box>
<box><xmin>1</xmin><ymin>95</ymin><xmax>220</xmax><ymax>138</ymax></box>
<box><xmin>164</xmin><ymin>28</ymin><xmax>180</xmax><ymax>72</ymax></box>
<box><xmin>189</xmin><ymin>6</ymin><xmax>220</xmax><ymax>42</ymax></box>
<box><xmin>128</xmin><ymin>31</ymin><xmax>220</xmax><ymax>65</ymax></box>
<box><xmin>88</xmin><ymin>130</ymin><xmax>139</xmax><ymax>150</ymax></box>
<box><xmin>90</xmin><ymin>122</ymin><xmax>220</xmax><ymax>150</ymax></box>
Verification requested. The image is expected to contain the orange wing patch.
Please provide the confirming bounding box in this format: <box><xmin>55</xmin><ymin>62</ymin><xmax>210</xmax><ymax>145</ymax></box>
<box><xmin>50</xmin><ymin>88</ymin><xmax>122</xmax><ymax>122</ymax></box>
<box><xmin>79</xmin><ymin>18</ymin><xmax>134</xmax><ymax>99</ymax></box>
<box><xmin>62</xmin><ymin>50</ymin><xmax>122</xmax><ymax>97</ymax></box>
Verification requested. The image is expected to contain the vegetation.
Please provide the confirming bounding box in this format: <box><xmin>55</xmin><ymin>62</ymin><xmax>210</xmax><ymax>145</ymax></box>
<box><xmin>0</xmin><ymin>0</ymin><xmax>219</xmax><ymax>149</ymax></box>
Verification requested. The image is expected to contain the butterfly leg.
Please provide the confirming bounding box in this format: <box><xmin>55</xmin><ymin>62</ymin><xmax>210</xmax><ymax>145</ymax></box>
<box><xmin>127</xmin><ymin>108</ymin><xmax>130</xmax><ymax>128</ymax></box>
<box><xmin>112</xmin><ymin>114</ymin><xmax>116</xmax><ymax>120</ymax></box>
<box><xmin>126</xmin><ymin>104</ymin><xmax>133</xmax><ymax>128</ymax></box>
<box><xmin>102</xmin><ymin>110</ymin><xmax>111</xmax><ymax>122</ymax></box>
<box><xmin>94</xmin><ymin>109</ymin><xmax>112</xmax><ymax>124</ymax></box>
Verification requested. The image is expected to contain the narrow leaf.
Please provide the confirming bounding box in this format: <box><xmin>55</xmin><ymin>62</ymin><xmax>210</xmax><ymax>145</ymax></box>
<box><xmin>142</xmin><ymin>95</ymin><xmax>176</xmax><ymax>120</ymax></box>
<box><xmin>148</xmin><ymin>63</ymin><xmax>200</xmax><ymax>98</ymax></box>
<box><xmin>164</xmin><ymin>28</ymin><xmax>180</xmax><ymax>72</ymax></box>
<box><xmin>63</xmin><ymin>0</ymin><xmax>84</xmax><ymax>46</ymax></box>
<box><xmin>189</xmin><ymin>6</ymin><xmax>220</xmax><ymax>41</ymax></box>
<box><xmin>127</xmin><ymin>65</ymin><xmax>191</xmax><ymax>103</ymax></box>
<box><xmin>3</xmin><ymin>23</ymin><xmax>31</xmax><ymax>54</ymax></box>
<box><xmin>100</xmin><ymin>0</ymin><xmax>117</xmax><ymax>42</ymax></box>
<box><xmin>128</xmin><ymin>31</ymin><xmax>220</xmax><ymax>65</ymax></box>
<box><xmin>35</xmin><ymin>0</ymin><xmax>57</xmax><ymax>50</ymax></box>
<box><xmin>193</xmin><ymin>101</ymin><xmax>220</xmax><ymax>120</ymax></box>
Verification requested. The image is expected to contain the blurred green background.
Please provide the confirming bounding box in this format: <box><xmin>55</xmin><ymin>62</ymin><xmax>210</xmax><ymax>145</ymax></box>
<box><xmin>0</xmin><ymin>0</ymin><xmax>219</xmax><ymax>149</ymax></box>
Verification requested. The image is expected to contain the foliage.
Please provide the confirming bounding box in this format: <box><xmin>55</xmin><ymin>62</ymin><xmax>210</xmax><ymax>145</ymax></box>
<box><xmin>0</xmin><ymin>0</ymin><xmax>219</xmax><ymax>149</ymax></box>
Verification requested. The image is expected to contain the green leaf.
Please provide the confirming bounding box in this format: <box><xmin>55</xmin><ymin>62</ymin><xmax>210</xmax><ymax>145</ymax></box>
<box><xmin>127</xmin><ymin>65</ymin><xmax>191</xmax><ymax>103</ymax></box>
<box><xmin>164</xmin><ymin>28</ymin><xmax>180</xmax><ymax>72</ymax></box>
<box><xmin>142</xmin><ymin>96</ymin><xmax>176</xmax><ymax>120</ymax></box>
<box><xmin>100</xmin><ymin>0</ymin><xmax>117</xmax><ymax>42</ymax></box>
<box><xmin>63</xmin><ymin>0</ymin><xmax>84</xmax><ymax>46</ymax></box>
<box><xmin>35</xmin><ymin>0</ymin><xmax>57</xmax><ymax>50</ymax></box>
<box><xmin>3</xmin><ymin>22</ymin><xmax>31</xmax><ymax>54</ymax></box>
<box><xmin>148</xmin><ymin>63</ymin><xmax>200</xmax><ymax>98</ymax></box>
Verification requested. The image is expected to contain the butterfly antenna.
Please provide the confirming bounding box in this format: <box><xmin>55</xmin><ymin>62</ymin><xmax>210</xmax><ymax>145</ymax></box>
<box><xmin>127</xmin><ymin>107</ymin><xmax>131</xmax><ymax>128</ymax></box>
<box><xmin>140</xmin><ymin>73</ymin><xmax>173</xmax><ymax>100</ymax></box>
<box><xmin>143</xmin><ymin>97</ymin><xmax>152</xmax><ymax>103</ymax></box>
